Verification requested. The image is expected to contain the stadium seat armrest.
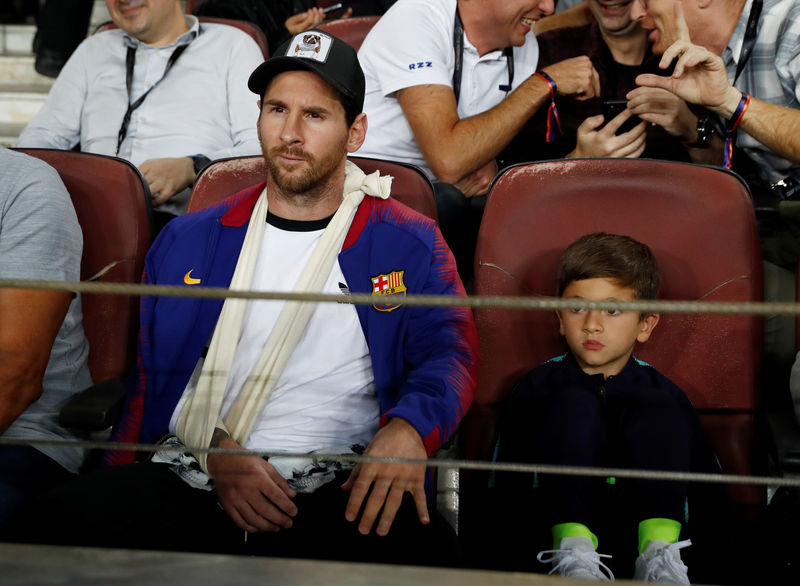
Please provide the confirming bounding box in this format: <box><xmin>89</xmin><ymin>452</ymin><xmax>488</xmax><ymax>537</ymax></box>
<box><xmin>59</xmin><ymin>377</ymin><xmax>127</xmax><ymax>432</ymax></box>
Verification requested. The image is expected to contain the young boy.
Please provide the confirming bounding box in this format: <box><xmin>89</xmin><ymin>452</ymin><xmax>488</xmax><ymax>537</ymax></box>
<box><xmin>500</xmin><ymin>233</ymin><xmax>701</xmax><ymax>583</ymax></box>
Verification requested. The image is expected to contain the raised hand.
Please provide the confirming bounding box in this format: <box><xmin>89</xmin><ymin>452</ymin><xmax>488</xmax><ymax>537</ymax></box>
<box><xmin>634</xmin><ymin>2</ymin><xmax>740</xmax><ymax>116</ymax></box>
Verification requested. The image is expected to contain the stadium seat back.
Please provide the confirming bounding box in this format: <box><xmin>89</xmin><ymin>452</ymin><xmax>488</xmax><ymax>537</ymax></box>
<box><xmin>473</xmin><ymin>158</ymin><xmax>762</xmax><ymax>410</ymax></box>
<box><xmin>96</xmin><ymin>16</ymin><xmax>269</xmax><ymax>59</ymax></box>
<box><xmin>188</xmin><ymin>155</ymin><xmax>437</xmax><ymax>221</ymax></box>
<box><xmin>461</xmin><ymin>158</ymin><xmax>765</xmax><ymax>566</ymax></box>
<box><xmin>317</xmin><ymin>16</ymin><xmax>380</xmax><ymax>52</ymax></box>
<box><xmin>15</xmin><ymin>149</ymin><xmax>152</xmax><ymax>383</ymax></box>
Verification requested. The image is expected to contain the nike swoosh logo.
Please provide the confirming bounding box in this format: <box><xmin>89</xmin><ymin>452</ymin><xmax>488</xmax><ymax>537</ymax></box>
<box><xmin>184</xmin><ymin>270</ymin><xmax>201</xmax><ymax>285</ymax></box>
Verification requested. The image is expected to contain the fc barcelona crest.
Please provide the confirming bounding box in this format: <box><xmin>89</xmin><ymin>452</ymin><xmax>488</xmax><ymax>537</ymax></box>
<box><xmin>371</xmin><ymin>270</ymin><xmax>407</xmax><ymax>312</ymax></box>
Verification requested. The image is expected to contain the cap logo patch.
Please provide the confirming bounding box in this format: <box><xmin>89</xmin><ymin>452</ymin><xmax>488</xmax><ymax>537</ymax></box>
<box><xmin>288</xmin><ymin>32</ymin><xmax>333</xmax><ymax>63</ymax></box>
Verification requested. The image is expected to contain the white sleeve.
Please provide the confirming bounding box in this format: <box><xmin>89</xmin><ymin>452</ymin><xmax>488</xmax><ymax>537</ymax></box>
<box><xmin>15</xmin><ymin>40</ymin><xmax>90</xmax><ymax>150</ymax></box>
<box><xmin>210</xmin><ymin>32</ymin><xmax>264</xmax><ymax>161</ymax></box>
<box><xmin>359</xmin><ymin>0</ymin><xmax>455</xmax><ymax>97</ymax></box>
<box><xmin>0</xmin><ymin>157</ymin><xmax>82</xmax><ymax>282</ymax></box>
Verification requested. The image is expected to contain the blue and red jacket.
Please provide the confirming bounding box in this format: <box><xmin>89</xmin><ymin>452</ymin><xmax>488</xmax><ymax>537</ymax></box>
<box><xmin>108</xmin><ymin>184</ymin><xmax>478</xmax><ymax>465</ymax></box>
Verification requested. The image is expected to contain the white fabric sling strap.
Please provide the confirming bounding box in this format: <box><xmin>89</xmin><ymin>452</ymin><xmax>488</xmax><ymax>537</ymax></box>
<box><xmin>176</xmin><ymin>161</ymin><xmax>392</xmax><ymax>471</ymax></box>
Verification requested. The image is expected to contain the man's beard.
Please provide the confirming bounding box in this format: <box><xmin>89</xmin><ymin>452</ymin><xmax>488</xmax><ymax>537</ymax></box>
<box><xmin>263</xmin><ymin>141</ymin><xmax>347</xmax><ymax>200</ymax></box>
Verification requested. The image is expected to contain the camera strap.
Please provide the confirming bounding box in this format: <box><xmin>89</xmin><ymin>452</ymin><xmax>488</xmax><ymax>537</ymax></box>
<box><xmin>452</xmin><ymin>6</ymin><xmax>514</xmax><ymax>106</ymax></box>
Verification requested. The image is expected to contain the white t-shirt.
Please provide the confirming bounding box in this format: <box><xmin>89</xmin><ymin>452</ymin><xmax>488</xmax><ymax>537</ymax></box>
<box><xmin>171</xmin><ymin>213</ymin><xmax>379</xmax><ymax>454</ymax></box>
<box><xmin>356</xmin><ymin>0</ymin><xmax>540</xmax><ymax>179</ymax></box>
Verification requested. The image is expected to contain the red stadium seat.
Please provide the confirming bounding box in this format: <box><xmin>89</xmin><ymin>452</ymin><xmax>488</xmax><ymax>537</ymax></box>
<box><xmin>317</xmin><ymin>16</ymin><xmax>379</xmax><ymax>51</ymax></box>
<box><xmin>459</xmin><ymin>158</ymin><xmax>765</xmax><ymax>573</ymax></box>
<box><xmin>194</xmin><ymin>16</ymin><xmax>269</xmax><ymax>58</ymax></box>
<box><xmin>188</xmin><ymin>155</ymin><xmax>437</xmax><ymax>221</ymax></box>
<box><xmin>95</xmin><ymin>16</ymin><xmax>269</xmax><ymax>59</ymax></box>
<box><xmin>14</xmin><ymin>149</ymin><xmax>152</xmax><ymax>385</ymax></box>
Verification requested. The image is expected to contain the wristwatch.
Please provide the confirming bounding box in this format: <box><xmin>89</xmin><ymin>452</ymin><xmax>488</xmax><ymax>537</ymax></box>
<box><xmin>685</xmin><ymin>115</ymin><xmax>716</xmax><ymax>148</ymax></box>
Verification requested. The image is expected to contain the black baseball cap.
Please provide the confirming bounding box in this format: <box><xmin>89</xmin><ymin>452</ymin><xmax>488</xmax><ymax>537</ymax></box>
<box><xmin>248</xmin><ymin>30</ymin><xmax>365</xmax><ymax>114</ymax></box>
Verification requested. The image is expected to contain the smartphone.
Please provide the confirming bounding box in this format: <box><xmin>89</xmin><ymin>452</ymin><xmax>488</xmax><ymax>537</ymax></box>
<box><xmin>323</xmin><ymin>3</ymin><xmax>344</xmax><ymax>14</ymax></box>
<box><xmin>602</xmin><ymin>99</ymin><xmax>642</xmax><ymax>135</ymax></box>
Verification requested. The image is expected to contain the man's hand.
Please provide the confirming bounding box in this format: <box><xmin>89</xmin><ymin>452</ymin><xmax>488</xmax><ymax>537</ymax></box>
<box><xmin>633</xmin><ymin>2</ymin><xmax>740</xmax><ymax>117</ymax></box>
<box><xmin>541</xmin><ymin>56</ymin><xmax>601</xmax><ymax>101</ymax></box>
<box><xmin>285</xmin><ymin>7</ymin><xmax>325</xmax><ymax>34</ymax></box>
<box><xmin>285</xmin><ymin>7</ymin><xmax>353</xmax><ymax>35</ymax></box>
<box><xmin>627</xmin><ymin>86</ymin><xmax>698</xmax><ymax>141</ymax></box>
<box><xmin>342</xmin><ymin>418</ymin><xmax>429</xmax><ymax>536</ymax></box>
<box><xmin>454</xmin><ymin>160</ymin><xmax>498</xmax><ymax>197</ymax></box>
<box><xmin>207</xmin><ymin>436</ymin><xmax>298</xmax><ymax>533</ymax></box>
<box><xmin>570</xmin><ymin>112</ymin><xmax>647</xmax><ymax>158</ymax></box>
<box><xmin>139</xmin><ymin>157</ymin><xmax>195</xmax><ymax>206</ymax></box>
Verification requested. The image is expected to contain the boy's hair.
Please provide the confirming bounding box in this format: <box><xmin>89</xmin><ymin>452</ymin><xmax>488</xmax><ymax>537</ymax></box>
<box><xmin>556</xmin><ymin>233</ymin><xmax>661</xmax><ymax>300</ymax></box>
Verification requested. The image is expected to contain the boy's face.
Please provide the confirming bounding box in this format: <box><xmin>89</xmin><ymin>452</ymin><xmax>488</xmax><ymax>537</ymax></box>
<box><xmin>558</xmin><ymin>277</ymin><xmax>659</xmax><ymax>379</ymax></box>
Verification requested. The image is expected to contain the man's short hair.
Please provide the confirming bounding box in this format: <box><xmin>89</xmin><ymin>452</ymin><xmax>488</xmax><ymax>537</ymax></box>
<box><xmin>556</xmin><ymin>232</ymin><xmax>661</xmax><ymax>300</ymax></box>
<box><xmin>249</xmin><ymin>30</ymin><xmax>365</xmax><ymax>127</ymax></box>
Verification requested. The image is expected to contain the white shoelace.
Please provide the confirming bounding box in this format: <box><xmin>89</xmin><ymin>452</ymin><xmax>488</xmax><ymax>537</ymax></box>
<box><xmin>641</xmin><ymin>539</ymin><xmax>692</xmax><ymax>582</ymax></box>
<box><xmin>537</xmin><ymin>547</ymin><xmax>615</xmax><ymax>581</ymax></box>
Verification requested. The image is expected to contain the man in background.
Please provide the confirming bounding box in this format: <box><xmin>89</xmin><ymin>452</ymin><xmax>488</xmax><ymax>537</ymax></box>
<box><xmin>356</xmin><ymin>0</ymin><xmax>601</xmax><ymax>281</ymax></box>
<box><xmin>0</xmin><ymin>147</ymin><xmax>92</xmax><ymax>530</ymax></box>
<box><xmin>17</xmin><ymin>0</ymin><xmax>263</xmax><ymax>230</ymax></box>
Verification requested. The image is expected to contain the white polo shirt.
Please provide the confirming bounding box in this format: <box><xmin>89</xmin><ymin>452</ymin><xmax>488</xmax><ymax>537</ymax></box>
<box><xmin>356</xmin><ymin>0</ymin><xmax>540</xmax><ymax>179</ymax></box>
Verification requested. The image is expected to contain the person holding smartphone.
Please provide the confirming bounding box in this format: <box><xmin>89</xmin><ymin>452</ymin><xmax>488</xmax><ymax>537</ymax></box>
<box><xmin>285</xmin><ymin>4</ymin><xmax>353</xmax><ymax>39</ymax></box>
<box><xmin>194</xmin><ymin>1</ymin><xmax>395</xmax><ymax>56</ymax></box>
<box><xmin>503</xmin><ymin>0</ymin><xmax>716</xmax><ymax>166</ymax></box>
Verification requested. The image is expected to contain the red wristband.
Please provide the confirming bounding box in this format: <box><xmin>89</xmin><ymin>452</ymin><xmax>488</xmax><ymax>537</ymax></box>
<box><xmin>533</xmin><ymin>72</ymin><xmax>561</xmax><ymax>143</ymax></box>
<box><xmin>723</xmin><ymin>92</ymin><xmax>750</xmax><ymax>169</ymax></box>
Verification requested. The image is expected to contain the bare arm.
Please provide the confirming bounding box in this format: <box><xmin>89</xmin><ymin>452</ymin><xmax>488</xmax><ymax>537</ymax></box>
<box><xmin>724</xmin><ymin>94</ymin><xmax>800</xmax><ymax>166</ymax></box>
<box><xmin>397</xmin><ymin>57</ymin><xmax>600</xmax><ymax>183</ymax></box>
<box><xmin>534</xmin><ymin>2</ymin><xmax>593</xmax><ymax>35</ymax></box>
<box><xmin>0</xmin><ymin>289</ymin><xmax>70</xmax><ymax>434</ymax></box>
<box><xmin>637</xmin><ymin>45</ymin><xmax>800</xmax><ymax>165</ymax></box>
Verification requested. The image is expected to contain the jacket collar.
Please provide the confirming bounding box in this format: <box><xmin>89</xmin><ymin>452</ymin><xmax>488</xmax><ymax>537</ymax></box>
<box><xmin>220</xmin><ymin>183</ymin><xmax>264</xmax><ymax>227</ymax></box>
<box><xmin>219</xmin><ymin>181</ymin><xmax>375</xmax><ymax>250</ymax></box>
<box><xmin>562</xmin><ymin>351</ymin><xmax>640</xmax><ymax>386</ymax></box>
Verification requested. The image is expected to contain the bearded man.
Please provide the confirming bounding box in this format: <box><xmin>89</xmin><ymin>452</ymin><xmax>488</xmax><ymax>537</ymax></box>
<box><xmin>18</xmin><ymin>31</ymin><xmax>478</xmax><ymax>567</ymax></box>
